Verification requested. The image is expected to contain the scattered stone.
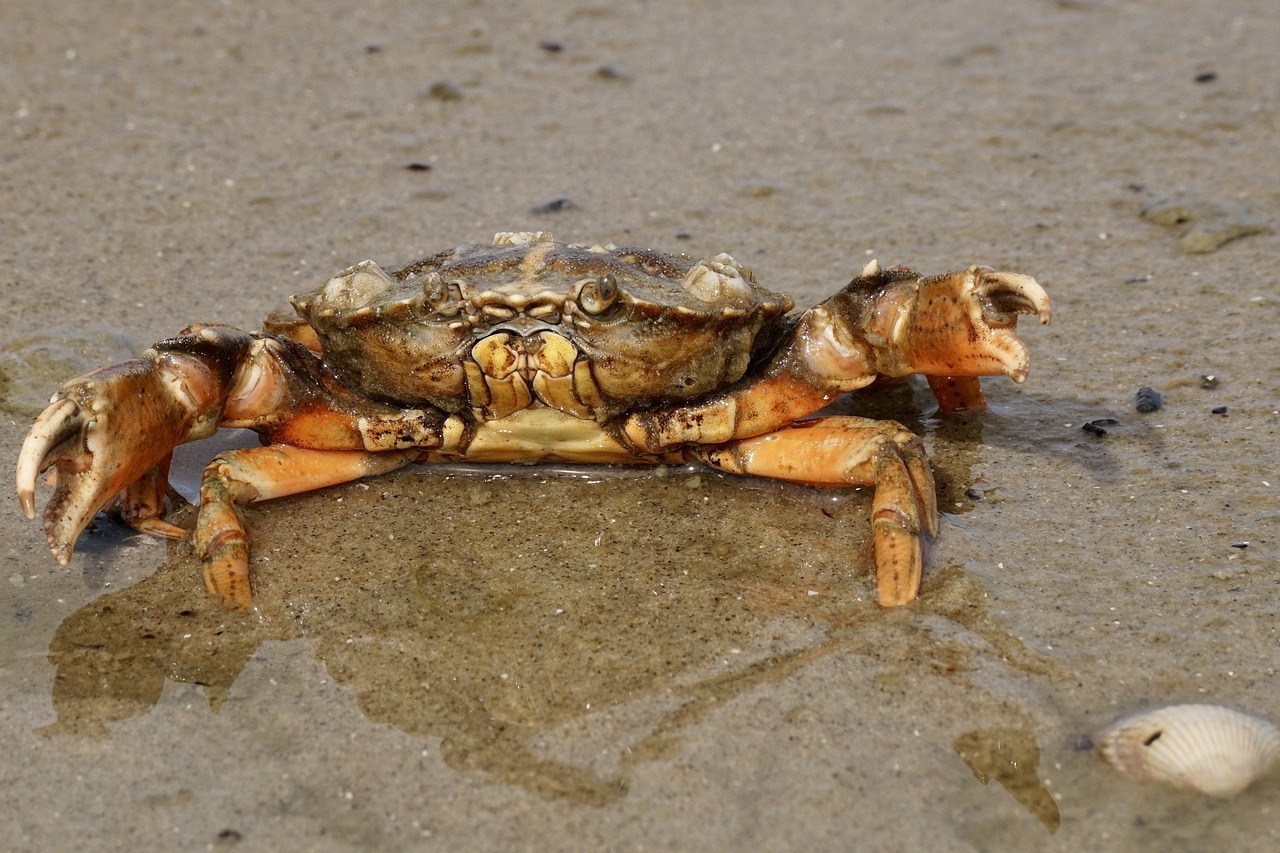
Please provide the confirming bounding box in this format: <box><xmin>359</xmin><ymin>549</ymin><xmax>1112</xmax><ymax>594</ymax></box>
<box><xmin>426</xmin><ymin>81</ymin><xmax>464</xmax><ymax>101</ymax></box>
<box><xmin>1082</xmin><ymin>418</ymin><xmax>1120</xmax><ymax>436</ymax></box>
<box><xmin>530</xmin><ymin>196</ymin><xmax>576</xmax><ymax>214</ymax></box>
<box><xmin>1134</xmin><ymin>386</ymin><xmax>1163</xmax><ymax>413</ymax></box>
<box><xmin>594</xmin><ymin>64</ymin><xmax>630</xmax><ymax>81</ymax></box>
<box><xmin>1200</xmin><ymin>374</ymin><xmax>1219</xmax><ymax>390</ymax></box>
<box><xmin>1211</xmin><ymin>406</ymin><xmax>1229</xmax><ymax>415</ymax></box>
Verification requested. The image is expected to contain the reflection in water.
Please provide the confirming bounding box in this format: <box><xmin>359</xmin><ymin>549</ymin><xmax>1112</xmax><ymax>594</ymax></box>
<box><xmin>40</xmin><ymin>380</ymin><xmax>1065</xmax><ymax>826</ymax></box>
<box><xmin>954</xmin><ymin>726</ymin><xmax>1061</xmax><ymax>833</ymax></box>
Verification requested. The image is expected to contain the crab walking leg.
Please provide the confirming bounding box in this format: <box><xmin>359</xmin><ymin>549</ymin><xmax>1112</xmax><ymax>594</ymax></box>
<box><xmin>925</xmin><ymin>375</ymin><xmax>988</xmax><ymax>414</ymax></box>
<box><xmin>688</xmin><ymin>416</ymin><xmax>938</xmax><ymax>607</ymax></box>
<box><xmin>196</xmin><ymin>445</ymin><xmax>419</xmax><ymax>608</ymax></box>
<box><xmin>117</xmin><ymin>452</ymin><xmax>187</xmax><ymax>539</ymax></box>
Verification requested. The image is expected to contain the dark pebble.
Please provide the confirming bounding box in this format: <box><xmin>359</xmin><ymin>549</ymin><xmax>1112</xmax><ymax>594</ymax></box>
<box><xmin>595</xmin><ymin>64</ymin><xmax>630</xmax><ymax>81</ymax></box>
<box><xmin>1082</xmin><ymin>418</ymin><xmax>1119</xmax><ymax>436</ymax></box>
<box><xmin>1134</xmin><ymin>386</ymin><xmax>1163</xmax><ymax>413</ymax></box>
<box><xmin>1231</xmin><ymin>542</ymin><xmax>1248</xmax><ymax>549</ymax></box>
<box><xmin>1194</xmin><ymin>71</ymin><xmax>1218</xmax><ymax>83</ymax></box>
<box><xmin>427</xmin><ymin>81</ymin><xmax>463</xmax><ymax>101</ymax></box>
<box><xmin>404</xmin><ymin>162</ymin><xmax>432</xmax><ymax>171</ymax></box>
<box><xmin>1211</xmin><ymin>405</ymin><xmax>1229</xmax><ymax>415</ymax></box>
<box><xmin>531</xmin><ymin>197</ymin><xmax>576</xmax><ymax>214</ymax></box>
<box><xmin>538</xmin><ymin>40</ymin><xmax>564</xmax><ymax>53</ymax></box>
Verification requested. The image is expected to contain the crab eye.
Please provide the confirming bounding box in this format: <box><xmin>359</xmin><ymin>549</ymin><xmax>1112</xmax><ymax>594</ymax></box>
<box><xmin>577</xmin><ymin>274</ymin><xmax>620</xmax><ymax>315</ymax></box>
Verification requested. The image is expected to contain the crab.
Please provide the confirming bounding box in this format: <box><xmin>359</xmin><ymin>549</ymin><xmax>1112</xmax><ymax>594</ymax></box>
<box><xmin>17</xmin><ymin>232</ymin><xmax>1049</xmax><ymax>609</ymax></box>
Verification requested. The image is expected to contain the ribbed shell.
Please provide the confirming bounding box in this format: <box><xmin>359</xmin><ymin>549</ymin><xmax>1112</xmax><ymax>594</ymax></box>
<box><xmin>1096</xmin><ymin>704</ymin><xmax>1280</xmax><ymax>797</ymax></box>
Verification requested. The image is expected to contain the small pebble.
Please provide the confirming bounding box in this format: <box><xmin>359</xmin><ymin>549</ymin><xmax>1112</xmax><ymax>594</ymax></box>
<box><xmin>1211</xmin><ymin>405</ymin><xmax>1229</xmax><ymax>415</ymax></box>
<box><xmin>426</xmin><ymin>81</ymin><xmax>464</xmax><ymax>101</ymax></box>
<box><xmin>1134</xmin><ymin>386</ymin><xmax>1163</xmax><ymax>413</ymax></box>
<box><xmin>530</xmin><ymin>196</ymin><xmax>576</xmax><ymax>214</ymax></box>
<box><xmin>1082</xmin><ymin>418</ymin><xmax>1120</xmax><ymax>436</ymax></box>
<box><xmin>1200</xmin><ymin>374</ymin><xmax>1219</xmax><ymax>390</ymax></box>
<box><xmin>594</xmin><ymin>64</ymin><xmax>630</xmax><ymax>81</ymax></box>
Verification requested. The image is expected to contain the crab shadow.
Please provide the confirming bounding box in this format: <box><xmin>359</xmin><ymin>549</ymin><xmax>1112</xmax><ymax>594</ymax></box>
<box><xmin>42</xmin><ymin>449</ymin><xmax>1061</xmax><ymax>829</ymax></box>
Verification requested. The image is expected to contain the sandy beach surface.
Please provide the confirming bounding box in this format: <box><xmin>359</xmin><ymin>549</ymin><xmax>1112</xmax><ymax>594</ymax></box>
<box><xmin>2</xmin><ymin>1</ymin><xmax>1278</xmax><ymax>850</ymax></box>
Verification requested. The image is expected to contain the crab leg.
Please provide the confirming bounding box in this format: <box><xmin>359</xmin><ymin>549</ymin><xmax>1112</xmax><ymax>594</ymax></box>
<box><xmin>925</xmin><ymin>375</ymin><xmax>987</xmax><ymax>414</ymax></box>
<box><xmin>117</xmin><ymin>452</ymin><xmax>187</xmax><ymax>539</ymax></box>
<box><xmin>196</xmin><ymin>445</ymin><xmax>419</xmax><ymax>608</ymax></box>
<box><xmin>687</xmin><ymin>416</ymin><xmax>938</xmax><ymax>607</ymax></box>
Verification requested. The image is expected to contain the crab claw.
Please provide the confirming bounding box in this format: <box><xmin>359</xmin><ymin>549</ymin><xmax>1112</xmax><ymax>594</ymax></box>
<box><xmin>895</xmin><ymin>266</ymin><xmax>1050</xmax><ymax>383</ymax></box>
<box><xmin>16</xmin><ymin>353</ymin><xmax>224</xmax><ymax>564</ymax></box>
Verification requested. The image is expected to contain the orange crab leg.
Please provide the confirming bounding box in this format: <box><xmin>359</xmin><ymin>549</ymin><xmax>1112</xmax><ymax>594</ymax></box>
<box><xmin>116</xmin><ymin>452</ymin><xmax>187</xmax><ymax>539</ymax></box>
<box><xmin>687</xmin><ymin>416</ymin><xmax>938</xmax><ymax>607</ymax></box>
<box><xmin>925</xmin><ymin>375</ymin><xmax>988</xmax><ymax>413</ymax></box>
<box><xmin>196</xmin><ymin>445</ymin><xmax>418</xmax><ymax>608</ymax></box>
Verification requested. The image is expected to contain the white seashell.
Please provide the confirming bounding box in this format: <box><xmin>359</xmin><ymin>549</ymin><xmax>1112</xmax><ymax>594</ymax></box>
<box><xmin>1096</xmin><ymin>704</ymin><xmax>1280</xmax><ymax>797</ymax></box>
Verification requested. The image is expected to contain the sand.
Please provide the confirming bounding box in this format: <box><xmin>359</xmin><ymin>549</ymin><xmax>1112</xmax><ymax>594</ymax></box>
<box><xmin>2</xmin><ymin>0</ymin><xmax>1279</xmax><ymax>850</ymax></box>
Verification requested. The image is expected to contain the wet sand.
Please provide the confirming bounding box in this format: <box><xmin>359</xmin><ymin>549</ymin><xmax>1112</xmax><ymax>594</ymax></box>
<box><xmin>2</xmin><ymin>1</ymin><xmax>1279</xmax><ymax>850</ymax></box>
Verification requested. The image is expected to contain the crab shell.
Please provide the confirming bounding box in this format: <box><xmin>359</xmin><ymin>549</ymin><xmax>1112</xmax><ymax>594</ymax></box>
<box><xmin>290</xmin><ymin>232</ymin><xmax>794</xmax><ymax>421</ymax></box>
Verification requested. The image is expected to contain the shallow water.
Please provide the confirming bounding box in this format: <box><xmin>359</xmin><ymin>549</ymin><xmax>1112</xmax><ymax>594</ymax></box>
<box><xmin>3</xmin><ymin>0</ymin><xmax>1280</xmax><ymax>850</ymax></box>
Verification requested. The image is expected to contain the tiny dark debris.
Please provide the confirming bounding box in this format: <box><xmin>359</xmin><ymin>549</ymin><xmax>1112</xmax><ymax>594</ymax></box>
<box><xmin>538</xmin><ymin>40</ymin><xmax>564</xmax><ymax>53</ymax></box>
<box><xmin>426</xmin><ymin>81</ymin><xmax>463</xmax><ymax>101</ymax></box>
<box><xmin>217</xmin><ymin>827</ymin><xmax>243</xmax><ymax>842</ymax></box>
<box><xmin>1194</xmin><ymin>71</ymin><xmax>1218</xmax><ymax>83</ymax></box>
<box><xmin>531</xmin><ymin>196</ymin><xmax>576</xmax><ymax>214</ymax></box>
<box><xmin>365</xmin><ymin>44</ymin><xmax>382</xmax><ymax>54</ymax></box>
<box><xmin>1231</xmin><ymin>542</ymin><xmax>1249</xmax><ymax>549</ymax></box>
<box><xmin>1211</xmin><ymin>405</ymin><xmax>1229</xmax><ymax>415</ymax></box>
<box><xmin>964</xmin><ymin>488</ymin><xmax>985</xmax><ymax>501</ymax></box>
<box><xmin>1082</xmin><ymin>418</ymin><xmax>1120</xmax><ymax>436</ymax></box>
<box><xmin>1134</xmin><ymin>386</ymin><xmax>1163</xmax><ymax>413</ymax></box>
<box><xmin>404</xmin><ymin>162</ymin><xmax>432</xmax><ymax>171</ymax></box>
<box><xmin>594</xmin><ymin>64</ymin><xmax>630</xmax><ymax>81</ymax></box>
